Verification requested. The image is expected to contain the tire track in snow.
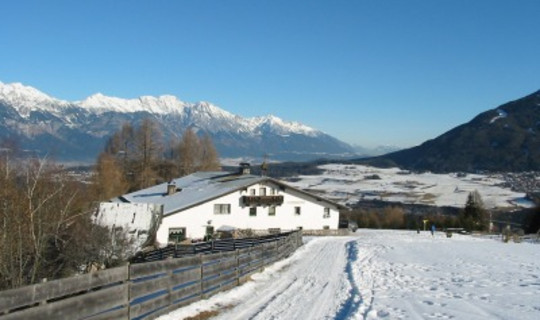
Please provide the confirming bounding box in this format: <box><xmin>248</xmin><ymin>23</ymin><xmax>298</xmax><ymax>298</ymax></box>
<box><xmin>344</xmin><ymin>239</ymin><xmax>388</xmax><ymax>319</ymax></box>
<box><xmin>334</xmin><ymin>240</ymin><xmax>362</xmax><ymax>319</ymax></box>
<box><xmin>244</xmin><ymin>275</ymin><xmax>299</xmax><ymax>320</ymax></box>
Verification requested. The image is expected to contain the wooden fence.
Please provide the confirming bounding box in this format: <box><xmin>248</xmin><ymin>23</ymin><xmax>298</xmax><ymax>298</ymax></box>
<box><xmin>135</xmin><ymin>231</ymin><xmax>298</xmax><ymax>263</ymax></box>
<box><xmin>0</xmin><ymin>231</ymin><xmax>302</xmax><ymax>320</ymax></box>
<box><xmin>301</xmin><ymin>229</ymin><xmax>351</xmax><ymax>236</ymax></box>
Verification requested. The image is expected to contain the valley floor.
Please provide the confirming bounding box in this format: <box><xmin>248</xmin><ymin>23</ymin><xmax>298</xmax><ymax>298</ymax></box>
<box><xmin>158</xmin><ymin>230</ymin><xmax>540</xmax><ymax>320</ymax></box>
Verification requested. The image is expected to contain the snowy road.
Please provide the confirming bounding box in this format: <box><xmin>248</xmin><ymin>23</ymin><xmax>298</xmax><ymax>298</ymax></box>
<box><xmin>213</xmin><ymin>237</ymin><xmax>353</xmax><ymax>320</ymax></box>
<box><xmin>159</xmin><ymin>231</ymin><xmax>540</xmax><ymax>320</ymax></box>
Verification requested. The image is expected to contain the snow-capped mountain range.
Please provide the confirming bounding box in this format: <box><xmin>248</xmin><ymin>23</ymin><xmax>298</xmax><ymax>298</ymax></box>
<box><xmin>0</xmin><ymin>81</ymin><xmax>354</xmax><ymax>162</ymax></box>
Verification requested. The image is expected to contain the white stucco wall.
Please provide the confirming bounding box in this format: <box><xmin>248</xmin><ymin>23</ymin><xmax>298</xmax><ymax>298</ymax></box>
<box><xmin>155</xmin><ymin>182</ymin><xmax>340</xmax><ymax>245</ymax></box>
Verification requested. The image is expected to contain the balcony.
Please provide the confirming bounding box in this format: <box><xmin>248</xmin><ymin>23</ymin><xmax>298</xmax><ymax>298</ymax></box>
<box><xmin>241</xmin><ymin>195</ymin><xmax>284</xmax><ymax>206</ymax></box>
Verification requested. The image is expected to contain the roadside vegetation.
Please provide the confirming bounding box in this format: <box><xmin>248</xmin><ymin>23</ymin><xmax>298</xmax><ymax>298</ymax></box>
<box><xmin>345</xmin><ymin>206</ymin><xmax>462</xmax><ymax>231</ymax></box>
<box><xmin>0</xmin><ymin>154</ymin><xmax>108</xmax><ymax>290</ymax></box>
<box><xmin>345</xmin><ymin>190</ymin><xmax>533</xmax><ymax>233</ymax></box>
<box><xmin>93</xmin><ymin>118</ymin><xmax>220</xmax><ymax>200</ymax></box>
<box><xmin>0</xmin><ymin>118</ymin><xmax>221</xmax><ymax>290</ymax></box>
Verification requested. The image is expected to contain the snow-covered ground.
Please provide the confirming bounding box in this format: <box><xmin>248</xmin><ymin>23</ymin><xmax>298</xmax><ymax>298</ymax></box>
<box><xmin>158</xmin><ymin>230</ymin><xmax>540</xmax><ymax>320</ymax></box>
<box><xmin>286</xmin><ymin>164</ymin><xmax>534</xmax><ymax>209</ymax></box>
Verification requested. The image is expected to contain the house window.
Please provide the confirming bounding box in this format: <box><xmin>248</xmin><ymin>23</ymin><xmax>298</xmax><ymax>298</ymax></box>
<box><xmin>269</xmin><ymin>188</ymin><xmax>275</xmax><ymax>195</ymax></box>
<box><xmin>294</xmin><ymin>206</ymin><xmax>301</xmax><ymax>215</ymax></box>
<box><xmin>268</xmin><ymin>206</ymin><xmax>276</xmax><ymax>216</ymax></box>
<box><xmin>250</xmin><ymin>189</ymin><xmax>256</xmax><ymax>195</ymax></box>
<box><xmin>249</xmin><ymin>207</ymin><xmax>257</xmax><ymax>217</ymax></box>
<box><xmin>323</xmin><ymin>208</ymin><xmax>331</xmax><ymax>219</ymax></box>
<box><xmin>259</xmin><ymin>187</ymin><xmax>266</xmax><ymax>196</ymax></box>
<box><xmin>323</xmin><ymin>225</ymin><xmax>330</xmax><ymax>230</ymax></box>
<box><xmin>214</xmin><ymin>204</ymin><xmax>231</xmax><ymax>214</ymax></box>
<box><xmin>168</xmin><ymin>227</ymin><xmax>186</xmax><ymax>244</ymax></box>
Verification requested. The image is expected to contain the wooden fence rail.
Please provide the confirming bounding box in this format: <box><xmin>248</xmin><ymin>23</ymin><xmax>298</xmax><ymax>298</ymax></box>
<box><xmin>0</xmin><ymin>231</ymin><xmax>302</xmax><ymax>320</ymax></box>
<box><xmin>136</xmin><ymin>231</ymin><xmax>297</xmax><ymax>263</ymax></box>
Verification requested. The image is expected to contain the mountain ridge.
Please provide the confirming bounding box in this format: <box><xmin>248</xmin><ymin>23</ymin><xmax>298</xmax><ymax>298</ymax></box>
<box><xmin>363</xmin><ymin>89</ymin><xmax>540</xmax><ymax>172</ymax></box>
<box><xmin>0</xmin><ymin>81</ymin><xmax>354</xmax><ymax>162</ymax></box>
<box><xmin>0</xmin><ymin>81</ymin><xmax>322</xmax><ymax>136</ymax></box>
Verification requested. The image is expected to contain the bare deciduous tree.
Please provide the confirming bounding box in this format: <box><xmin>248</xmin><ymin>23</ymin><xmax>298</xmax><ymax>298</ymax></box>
<box><xmin>98</xmin><ymin>118</ymin><xmax>221</xmax><ymax>192</ymax></box>
<box><xmin>199</xmin><ymin>133</ymin><xmax>221</xmax><ymax>172</ymax></box>
<box><xmin>177</xmin><ymin>127</ymin><xmax>201</xmax><ymax>176</ymax></box>
<box><xmin>134</xmin><ymin>118</ymin><xmax>163</xmax><ymax>188</ymax></box>
<box><xmin>0</xmin><ymin>156</ymin><xmax>100</xmax><ymax>289</ymax></box>
<box><xmin>91</xmin><ymin>152</ymin><xmax>129</xmax><ymax>201</ymax></box>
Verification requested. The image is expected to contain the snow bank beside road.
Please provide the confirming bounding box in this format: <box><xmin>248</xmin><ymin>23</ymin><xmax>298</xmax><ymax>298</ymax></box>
<box><xmin>158</xmin><ymin>231</ymin><xmax>540</xmax><ymax>320</ymax></box>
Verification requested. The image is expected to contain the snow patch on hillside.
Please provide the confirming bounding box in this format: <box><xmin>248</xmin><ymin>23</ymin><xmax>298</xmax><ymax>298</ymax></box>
<box><xmin>489</xmin><ymin>109</ymin><xmax>508</xmax><ymax>124</ymax></box>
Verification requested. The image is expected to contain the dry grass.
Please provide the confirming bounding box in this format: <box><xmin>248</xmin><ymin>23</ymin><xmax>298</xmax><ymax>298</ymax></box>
<box><xmin>183</xmin><ymin>310</ymin><xmax>221</xmax><ymax>320</ymax></box>
<box><xmin>420</xmin><ymin>193</ymin><xmax>437</xmax><ymax>204</ymax></box>
<box><xmin>183</xmin><ymin>303</ymin><xmax>237</xmax><ymax>320</ymax></box>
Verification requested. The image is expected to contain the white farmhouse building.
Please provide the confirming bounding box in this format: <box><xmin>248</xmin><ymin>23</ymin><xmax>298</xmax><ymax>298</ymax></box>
<box><xmin>98</xmin><ymin>165</ymin><xmax>346</xmax><ymax>247</ymax></box>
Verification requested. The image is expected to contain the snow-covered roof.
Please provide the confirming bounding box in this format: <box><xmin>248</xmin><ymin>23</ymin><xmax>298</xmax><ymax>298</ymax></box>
<box><xmin>113</xmin><ymin>171</ymin><xmax>346</xmax><ymax>216</ymax></box>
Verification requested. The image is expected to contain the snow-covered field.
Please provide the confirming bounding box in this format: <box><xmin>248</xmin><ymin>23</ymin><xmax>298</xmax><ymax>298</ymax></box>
<box><xmin>158</xmin><ymin>230</ymin><xmax>540</xmax><ymax>320</ymax></box>
<box><xmin>286</xmin><ymin>164</ymin><xmax>534</xmax><ymax>209</ymax></box>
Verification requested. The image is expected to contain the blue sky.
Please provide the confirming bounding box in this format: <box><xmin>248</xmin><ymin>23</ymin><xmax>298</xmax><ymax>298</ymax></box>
<box><xmin>2</xmin><ymin>0</ymin><xmax>539</xmax><ymax>148</ymax></box>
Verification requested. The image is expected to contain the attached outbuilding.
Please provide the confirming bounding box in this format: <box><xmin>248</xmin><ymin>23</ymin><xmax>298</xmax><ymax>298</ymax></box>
<box><xmin>100</xmin><ymin>166</ymin><xmax>347</xmax><ymax>247</ymax></box>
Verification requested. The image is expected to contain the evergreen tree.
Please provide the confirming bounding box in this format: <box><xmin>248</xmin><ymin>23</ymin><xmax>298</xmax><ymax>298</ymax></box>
<box><xmin>524</xmin><ymin>205</ymin><xmax>540</xmax><ymax>234</ymax></box>
<box><xmin>460</xmin><ymin>190</ymin><xmax>488</xmax><ymax>231</ymax></box>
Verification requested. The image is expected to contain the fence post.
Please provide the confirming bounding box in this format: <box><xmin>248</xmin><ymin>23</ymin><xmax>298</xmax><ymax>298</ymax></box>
<box><xmin>166</xmin><ymin>264</ymin><xmax>173</xmax><ymax>308</ymax></box>
<box><xmin>199</xmin><ymin>253</ymin><xmax>204</xmax><ymax>298</ymax></box>
<box><xmin>235</xmin><ymin>249</ymin><xmax>240</xmax><ymax>286</ymax></box>
<box><xmin>39</xmin><ymin>278</ymin><xmax>48</xmax><ymax>306</ymax></box>
<box><xmin>274</xmin><ymin>238</ymin><xmax>278</xmax><ymax>262</ymax></box>
<box><xmin>127</xmin><ymin>263</ymin><xmax>132</xmax><ymax>320</ymax></box>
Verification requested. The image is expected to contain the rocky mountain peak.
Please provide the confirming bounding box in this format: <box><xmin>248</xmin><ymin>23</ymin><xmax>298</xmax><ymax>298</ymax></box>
<box><xmin>0</xmin><ymin>81</ymin><xmax>354</xmax><ymax>162</ymax></box>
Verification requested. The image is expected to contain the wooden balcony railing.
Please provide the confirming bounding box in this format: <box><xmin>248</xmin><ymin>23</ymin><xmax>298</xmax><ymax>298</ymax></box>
<box><xmin>241</xmin><ymin>195</ymin><xmax>284</xmax><ymax>206</ymax></box>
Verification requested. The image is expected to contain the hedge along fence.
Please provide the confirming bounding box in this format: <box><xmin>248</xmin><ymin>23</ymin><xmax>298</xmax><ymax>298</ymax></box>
<box><xmin>0</xmin><ymin>230</ymin><xmax>302</xmax><ymax>320</ymax></box>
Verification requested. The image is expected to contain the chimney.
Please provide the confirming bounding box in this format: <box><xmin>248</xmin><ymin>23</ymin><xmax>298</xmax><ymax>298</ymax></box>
<box><xmin>239</xmin><ymin>163</ymin><xmax>251</xmax><ymax>175</ymax></box>
<box><xmin>167</xmin><ymin>183</ymin><xmax>177</xmax><ymax>195</ymax></box>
